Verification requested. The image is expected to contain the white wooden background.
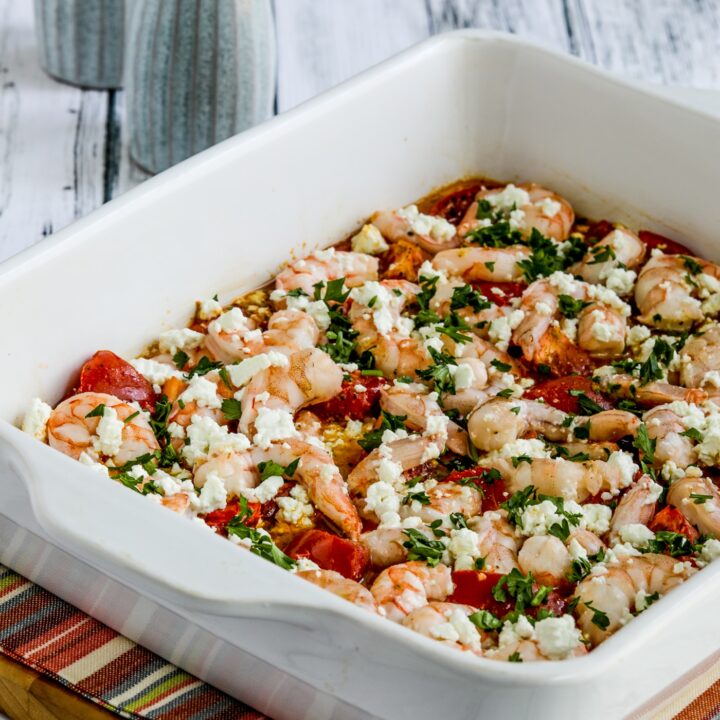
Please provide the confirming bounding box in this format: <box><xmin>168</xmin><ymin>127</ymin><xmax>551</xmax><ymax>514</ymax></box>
<box><xmin>1</xmin><ymin>0</ymin><xmax>720</xmax><ymax>263</ymax></box>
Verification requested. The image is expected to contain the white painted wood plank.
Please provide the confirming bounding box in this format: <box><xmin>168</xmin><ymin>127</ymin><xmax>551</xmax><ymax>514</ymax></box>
<box><xmin>568</xmin><ymin>0</ymin><xmax>720</xmax><ymax>86</ymax></box>
<box><xmin>273</xmin><ymin>0</ymin><xmax>430</xmax><ymax>111</ymax></box>
<box><xmin>0</xmin><ymin>0</ymin><xmax>107</xmax><ymax>262</ymax></box>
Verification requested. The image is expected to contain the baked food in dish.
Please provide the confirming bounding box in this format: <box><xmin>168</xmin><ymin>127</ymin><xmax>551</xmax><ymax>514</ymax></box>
<box><xmin>21</xmin><ymin>178</ymin><xmax>720</xmax><ymax>662</ymax></box>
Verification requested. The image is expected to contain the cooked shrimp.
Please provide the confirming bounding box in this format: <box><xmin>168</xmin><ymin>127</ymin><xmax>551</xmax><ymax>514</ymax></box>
<box><xmin>402</xmin><ymin>602</ymin><xmax>485</xmax><ymax>653</ymax></box>
<box><xmin>518</xmin><ymin>535</ymin><xmax>571</xmax><ymax>586</ymax></box>
<box><xmin>402</xmin><ymin>482</ymin><xmax>482</xmax><ymax>525</ymax></box>
<box><xmin>667</xmin><ymin>472</ymin><xmax>720</xmax><ymax>537</ymax></box>
<box><xmin>371</xmin><ymin>206</ymin><xmax>461</xmax><ymax>254</ymax></box>
<box><xmin>275</xmin><ymin>248</ymin><xmax>378</xmax><ymax>294</ymax></box>
<box><xmin>513</xmin><ymin>275</ymin><xmax>629</xmax><ymax>360</ymax></box>
<box><xmin>239</xmin><ymin>347</ymin><xmax>343</xmax><ymax>436</ymax></box>
<box><xmin>635</xmin><ymin>254</ymin><xmax>720</xmax><ymax>330</ymax></box>
<box><xmin>595</xmin><ymin>371</ymin><xmax>708</xmax><ymax>407</ymax></box>
<box><xmin>494</xmin><ymin>453</ymin><xmax>638</xmax><ymax>503</ymax></box>
<box><xmin>568</xmin><ymin>528</ymin><xmax>606</xmax><ymax>557</ymax></box>
<box><xmin>370</xmin><ymin>561</ymin><xmax>453</xmax><ymax>622</ymax></box>
<box><xmin>679</xmin><ymin>324</ymin><xmax>720</xmax><ymax>389</ymax></box>
<box><xmin>571</xmin><ymin>227</ymin><xmax>645</xmax><ymax>290</ymax></box>
<box><xmin>207</xmin><ymin>307</ymin><xmax>319</xmax><ymax>363</ymax></box>
<box><xmin>574</xmin><ymin>554</ymin><xmax>695</xmax><ymax>645</ymax></box>
<box><xmin>432</xmin><ymin>246</ymin><xmax>530</xmax><ymax>283</ymax></box>
<box><xmin>644</xmin><ymin>405</ymin><xmax>698</xmax><ymax>468</ymax></box>
<box><xmin>347</xmin><ymin>436</ymin><xmax>444</xmax><ymax>507</ymax></box>
<box><xmin>205</xmin><ymin>307</ymin><xmax>263</xmax><ymax>363</ymax></box>
<box><xmin>361</xmin><ymin>527</ymin><xmax>414</xmax><ymax>569</ymax></box>
<box><xmin>296</xmin><ymin>569</ymin><xmax>377</xmax><ymax>613</ymax></box>
<box><xmin>194</xmin><ymin>438</ymin><xmax>362</xmax><ymax>540</ymax></box>
<box><xmin>458</xmin><ymin>183</ymin><xmax>574</xmax><ymax>242</ymax></box>
<box><xmin>468</xmin><ymin>512</ymin><xmax>520</xmax><ymax>574</ymax></box>
<box><xmin>608</xmin><ymin>475</ymin><xmax>660</xmax><ymax>544</ymax></box>
<box><xmin>47</xmin><ymin>392</ymin><xmax>159</xmax><ymax>466</ymax></box>
<box><xmin>379</xmin><ymin>386</ymin><xmax>468</xmax><ymax>456</ymax></box>
<box><xmin>467</xmin><ymin>397</ymin><xmax>639</xmax><ymax>453</ymax></box>
<box><xmin>488</xmin><ymin>616</ymin><xmax>587</xmax><ymax>662</ymax></box>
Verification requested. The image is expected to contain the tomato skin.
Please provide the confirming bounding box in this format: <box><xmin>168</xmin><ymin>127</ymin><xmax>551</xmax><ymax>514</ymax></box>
<box><xmin>203</xmin><ymin>499</ymin><xmax>262</xmax><ymax>535</ymax></box>
<box><xmin>312</xmin><ymin>372</ymin><xmax>386</xmax><ymax>421</ymax></box>
<box><xmin>423</xmin><ymin>183</ymin><xmax>484</xmax><ymax>225</ymax></box>
<box><xmin>442</xmin><ymin>467</ymin><xmax>507</xmax><ymax>511</ymax></box>
<box><xmin>448</xmin><ymin>571</ymin><xmax>512</xmax><ymax>613</ymax></box>
<box><xmin>638</xmin><ymin>230</ymin><xmax>694</xmax><ymax>256</ymax></box>
<box><xmin>649</xmin><ymin>506</ymin><xmax>700</xmax><ymax>543</ymax></box>
<box><xmin>285</xmin><ymin>529</ymin><xmax>369</xmax><ymax>581</ymax></box>
<box><xmin>78</xmin><ymin>350</ymin><xmax>156</xmax><ymax>410</ymax></box>
<box><xmin>524</xmin><ymin>375</ymin><xmax>611</xmax><ymax>414</ymax></box>
<box><xmin>471</xmin><ymin>281</ymin><xmax>525</xmax><ymax>307</ymax></box>
<box><xmin>585</xmin><ymin>220</ymin><xmax>615</xmax><ymax>243</ymax></box>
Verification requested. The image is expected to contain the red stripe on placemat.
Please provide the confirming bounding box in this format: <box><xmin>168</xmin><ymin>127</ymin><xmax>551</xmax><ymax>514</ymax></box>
<box><xmin>79</xmin><ymin>645</ymin><xmax>156</xmax><ymax>697</ymax></box>
<box><xmin>42</xmin><ymin>621</ymin><xmax>118</xmax><ymax>672</ymax></box>
<box><xmin>674</xmin><ymin>683</ymin><xmax>720</xmax><ymax>720</ymax></box>
<box><xmin>17</xmin><ymin>614</ymin><xmax>90</xmax><ymax>658</ymax></box>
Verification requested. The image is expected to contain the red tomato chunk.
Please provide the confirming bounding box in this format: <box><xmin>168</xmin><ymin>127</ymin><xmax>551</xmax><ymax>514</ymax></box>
<box><xmin>442</xmin><ymin>467</ymin><xmax>508</xmax><ymax>511</ymax></box>
<box><xmin>649</xmin><ymin>506</ymin><xmax>699</xmax><ymax>544</ymax></box>
<box><xmin>638</xmin><ymin>230</ymin><xmax>694</xmax><ymax>256</ymax></box>
<box><xmin>524</xmin><ymin>375</ymin><xmax>611</xmax><ymax>414</ymax></box>
<box><xmin>471</xmin><ymin>281</ymin><xmax>525</xmax><ymax>307</ymax></box>
<box><xmin>312</xmin><ymin>373</ymin><xmax>386</xmax><ymax>421</ymax></box>
<box><xmin>78</xmin><ymin>350</ymin><xmax>156</xmax><ymax>410</ymax></box>
<box><xmin>285</xmin><ymin>529</ymin><xmax>369</xmax><ymax>581</ymax></box>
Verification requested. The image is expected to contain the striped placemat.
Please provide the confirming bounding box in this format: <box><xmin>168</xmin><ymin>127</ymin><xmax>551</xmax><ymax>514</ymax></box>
<box><xmin>0</xmin><ymin>562</ymin><xmax>718</xmax><ymax>720</ymax></box>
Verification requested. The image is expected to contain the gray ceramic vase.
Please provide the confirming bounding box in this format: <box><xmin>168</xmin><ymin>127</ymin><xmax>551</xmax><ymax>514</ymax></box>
<box><xmin>126</xmin><ymin>0</ymin><xmax>276</xmax><ymax>174</ymax></box>
<box><xmin>34</xmin><ymin>0</ymin><xmax>125</xmax><ymax>89</ymax></box>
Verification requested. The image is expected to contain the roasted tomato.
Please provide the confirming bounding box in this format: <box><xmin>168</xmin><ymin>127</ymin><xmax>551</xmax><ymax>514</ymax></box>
<box><xmin>584</xmin><ymin>220</ymin><xmax>615</xmax><ymax>243</ymax></box>
<box><xmin>524</xmin><ymin>375</ymin><xmax>612</xmax><ymax>414</ymax></box>
<box><xmin>422</xmin><ymin>181</ymin><xmax>484</xmax><ymax>225</ymax></box>
<box><xmin>529</xmin><ymin>326</ymin><xmax>595</xmax><ymax>378</ymax></box>
<box><xmin>442</xmin><ymin>467</ymin><xmax>507</xmax><ymax>511</ymax></box>
<box><xmin>77</xmin><ymin>350</ymin><xmax>156</xmax><ymax>410</ymax></box>
<box><xmin>381</xmin><ymin>239</ymin><xmax>429</xmax><ymax>282</ymax></box>
<box><xmin>638</xmin><ymin>230</ymin><xmax>694</xmax><ymax>256</ymax></box>
<box><xmin>471</xmin><ymin>281</ymin><xmax>525</xmax><ymax>307</ymax></box>
<box><xmin>203</xmin><ymin>499</ymin><xmax>262</xmax><ymax>535</ymax></box>
<box><xmin>447</xmin><ymin>571</ymin><xmax>515</xmax><ymax>616</ymax></box>
<box><xmin>649</xmin><ymin>506</ymin><xmax>700</xmax><ymax>543</ymax></box>
<box><xmin>312</xmin><ymin>372</ymin><xmax>386</xmax><ymax>421</ymax></box>
<box><xmin>285</xmin><ymin>529</ymin><xmax>369</xmax><ymax>581</ymax></box>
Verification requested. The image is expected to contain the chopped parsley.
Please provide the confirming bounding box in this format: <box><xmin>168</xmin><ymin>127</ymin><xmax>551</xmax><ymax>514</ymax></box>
<box><xmin>468</xmin><ymin>609</ymin><xmax>503</xmax><ymax>631</ymax></box>
<box><xmin>403</xmin><ymin>529</ymin><xmax>446</xmax><ymax>567</ymax></box>
<box><xmin>173</xmin><ymin>350</ymin><xmax>189</xmax><ymax>369</ymax></box>
<box><xmin>257</xmin><ymin>458</ymin><xmax>299</xmax><ymax>482</ymax></box>
<box><xmin>568</xmin><ymin>389</ymin><xmax>603</xmax><ymax>415</ymax></box>
<box><xmin>185</xmin><ymin>356</ymin><xmax>223</xmax><ymax>379</ymax></box>
<box><xmin>358</xmin><ymin>411</ymin><xmax>407</xmax><ymax>453</ymax></box>
<box><xmin>221</xmin><ymin>398</ymin><xmax>242</xmax><ymax>420</ymax></box>
<box><xmin>227</xmin><ymin>511</ymin><xmax>296</xmax><ymax>570</ymax></box>
<box><xmin>558</xmin><ymin>295</ymin><xmax>591</xmax><ymax>319</ymax></box>
<box><xmin>583</xmin><ymin>601</ymin><xmax>610</xmax><ymax>630</ymax></box>
<box><xmin>450</xmin><ymin>284</ymin><xmax>492</xmax><ymax>313</ymax></box>
<box><xmin>492</xmin><ymin>568</ymin><xmax>550</xmax><ymax>614</ymax></box>
<box><xmin>416</xmin><ymin>347</ymin><xmax>459</xmax><ymax>395</ymax></box>
<box><xmin>85</xmin><ymin>404</ymin><xmax>106</xmax><ymax>418</ymax></box>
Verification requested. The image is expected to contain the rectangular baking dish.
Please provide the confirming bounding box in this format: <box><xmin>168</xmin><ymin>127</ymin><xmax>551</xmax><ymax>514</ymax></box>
<box><xmin>1</xmin><ymin>30</ymin><xmax>720</xmax><ymax>720</ymax></box>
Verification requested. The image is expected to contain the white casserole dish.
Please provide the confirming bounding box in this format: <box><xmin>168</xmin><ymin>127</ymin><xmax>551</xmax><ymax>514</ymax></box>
<box><xmin>1</xmin><ymin>30</ymin><xmax>720</xmax><ymax>720</ymax></box>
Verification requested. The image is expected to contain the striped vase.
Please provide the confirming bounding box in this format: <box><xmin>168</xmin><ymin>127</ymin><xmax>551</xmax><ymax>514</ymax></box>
<box><xmin>33</xmin><ymin>0</ymin><xmax>125</xmax><ymax>89</ymax></box>
<box><xmin>126</xmin><ymin>0</ymin><xmax>276</xmax><ymax>175</ymax></box>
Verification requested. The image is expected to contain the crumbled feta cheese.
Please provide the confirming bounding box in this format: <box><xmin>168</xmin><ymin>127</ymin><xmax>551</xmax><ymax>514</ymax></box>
<box><xmin>78</xmin><ymin>451</ymin><xmax>109</xmax><ymax>476</ymax></box>
<box><xmin>626</xmin><ymin>324</ymin><xmax>652</xmax><ymax>348</ymax></box>
<box><xmin>702</xmin><ymin>370</ymin><xmax>720</xmax><ymax>388</ymax></box>
<box><xmin>365</xmin><ymin>481</ymin><xmax>400</xmax><ymax>519</ymax></box>
<box><xmin>227</xmin><ymin>351</ymin><xmax>289</xmax><ymax>387</ymax></box>
<box><xmin>453</xmin><ymin>362</ymin><xmax>475</xmax><ymax>390</ymax></box>
<box><xmin>535</xmin><ymin>615</ymin><xmax>582</xmax><ymax>660</ymax></box>
<box><xmin>285</xmin><ymin>294</ymin><xmax>331</xmax><ymax>331</ymax></box>
<box><xmin>178</xmin><ymin>375</ymin><xmax>221</xmax><ymax>409</ymax></box>
<box><xmin>560</xmin><ymin>317</ymin><xmax>578</xmax><ymax>343</ymax></box>
<box><xmin>253</xmin><ymin>407</ymin><xmax>300</xmax><ymax>448</ymax></box>
<box><xmin>350</xmin><ymin>281</ymin><xmax>410</xmax><ymax>337</ymax></box>
<box><xmin>448</xmin><ymin>528</ymin><xmax>481</xmax><ymax>570</ymax></box>
<box><xmin>193</xmin><ymin>470</ymin><xmax>227</xmax><ymax>513</ymax></box>
<box><xmin>183</xmin><ymin>415</ymin><xmax>250</xmax><ymax>465</ymax></box>
<box><xmin>376</xmin><ymin>455</ymin><xmax>405</xmax><ymax>489</ymax></box>
<box><xmin>91</xmin><ymin>406</ymin><xmax>124</xmax><ymax>457</ymax></box>
<box><xmin>197</xmin><ymin>297</ymin><xmax>223</xmax><ymax>319</ymax></box>
<box><xmin>605</xmin><ymin>451</ymin><xmax>639</xmax><ymax>493</ymax></box>
<box><xmin>209</xmin><ymin>307</ymin><xmax>248</xmax><ymax>335</ymax></box>
<box><xmin>601</xmin><ymin>267</ymin><xmax>637</xmax><ymax>296</ymax></box>
<box><xmin>619</xmin><ymin>523</ymin><xmax>655</xmax><ymax>549</ymax></box>
<box><xmin>486</xmin><ymin>438</ymin><xmax>550</xmax><ymax>462</ymax></box>
<box><xmin>158</xmin><ymin>328</ymin><xmax>205</xmax><ymax>355</ymax></box>
<box><xmin>700</xmin><ymin>538</ymin><xmax>720</xmax><ymax>565</ymax></box>
<box><xmin>425</xmin><ymin>414</ymin><xmax>449</xmax><ymax>438</ymax></box>
<box><xmin>634</xmin><ymin>589</ymin><xmax>657</xmax><ymax>612</ymax></box>
<box><xmin>487</xmin><ymin>184</ymin><xmax>530</xmax><ymax>213</ymax></box>
<box><xmin>244</xmin><ymin>475</ymin><xmax>284</xmax><ymax>504</ymax></box>
<box><xmin>345</xmin><ymin>419</ymin><xmax>364</xmax><ymax>437</ymax></box>
<box><xmin>519</xmin><ymin>499</ymin><xmax>582</xmax><ymax>537</ymax></box>
<box><xmin>548</xmin><ymin>271</ymin><xmax>580</xmax><ymax>295</ymax></box>
<box><xmin>498</xmin><ymin>615</ymin><xmax>536</xmax><ymax>648</ymax></box>
<box><xmin>351</xmin><ymin>224</ymin><xmax>389</xmax><ymax>255</ymax></box>
<box><xmin>535</xmin><ymin>197</ymin><xmax>561</xmax><ymax>218</ymax></box>
<box><xmin>588</xmin><ymin>309</ymin><xmax>614</xmax><ymax>343</ymax></box>
<box><xmin>489</xmin><ymin>309</ymin><xmax>525</xmax><ymax>351</ymax></box>
<box><xmin>277</xmin><ymin>485</ymin><xmax>314</xmax><ymax>525</ymax></box>
<box><xmin>397</xmin><ymin>205</ymin><xmax>456</xmax><ymax>243</ymax></box>
<box><xmin>581</xmin><ymin>504</ymin><xmax>612</xmax><ymax>535</ymax></box>
<box><xmin>130</xmin><ymin>358</ymin><xmax>183</xmax><ymax>386</ymax></box>
<box><xmin>21</xmin><ymin>398</ymin><xmax>52</xmax><ymax>442</ymax></box>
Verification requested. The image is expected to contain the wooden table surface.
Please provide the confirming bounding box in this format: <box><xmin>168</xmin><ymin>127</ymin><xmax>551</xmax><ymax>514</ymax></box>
<box><xmin>1</xmin><ymin>0</ymin><xmax>720</xmax><ymax>718</ymax></box>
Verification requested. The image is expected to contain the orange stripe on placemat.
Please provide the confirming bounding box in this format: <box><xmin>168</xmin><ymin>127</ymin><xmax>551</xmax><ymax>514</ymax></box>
<box><xmin>18</xmin><ymin>615</ymin><xmax>90</xmax><ymax>659</ymax></box>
